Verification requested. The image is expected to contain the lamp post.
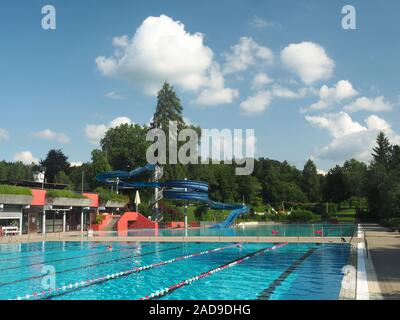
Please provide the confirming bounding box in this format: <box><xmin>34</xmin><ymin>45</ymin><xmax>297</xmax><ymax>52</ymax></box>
<box><xmin>184</xmin><ymin>177</ymin><xmax>188</xmax><ymax>236</ymax></box>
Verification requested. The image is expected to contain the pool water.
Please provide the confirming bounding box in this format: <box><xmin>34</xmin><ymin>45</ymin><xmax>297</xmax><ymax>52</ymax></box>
<box><xmin>0</xmin><ymin>241</ymin><xmax>350</xmax><ymax>300</ymax></box>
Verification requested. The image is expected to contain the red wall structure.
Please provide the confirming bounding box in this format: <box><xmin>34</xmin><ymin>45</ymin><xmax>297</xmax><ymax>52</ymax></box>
<box><xmin>30</xmin><ymin>189</ymin><xmax>46</xmax><ymax>206</ymax></box>
<box><xmin>82</xmin><ymin>193</ymin><xmax>99</xmax><ymax>208</ymax></box>
<box><xmin>166</xmin><ymin>221</ymin><xmax>185</xmax><ymax>228</ymax></box>
<box><xmin>166</xmin><ymin>221</ymin><xmax>200</xmax><ymax>228</ymax></box>
<box><xmin>117</xmin><ymin>212</ymin><xmax>158</xmax><ymax>231</ymax></box>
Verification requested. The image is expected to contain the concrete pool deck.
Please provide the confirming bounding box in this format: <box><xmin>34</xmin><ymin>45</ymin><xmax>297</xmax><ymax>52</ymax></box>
<box><xmin>362</xmin><ymin>223</ymin><xmax>400</xmax><ymax>300</ymax></box>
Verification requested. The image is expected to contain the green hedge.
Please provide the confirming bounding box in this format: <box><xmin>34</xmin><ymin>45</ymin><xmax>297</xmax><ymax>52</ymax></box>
<box><xmin>383</xmin><ymin>217</ymin><xmax>400</xmax><ymax>231</ymax></box>
<box><xmin>287</xmin><ymin>210</ymin><xmax>318</xmax><ymax>223</ymax></box>
<box><xmin>0</xmin><ymin>185</ymin><xmax>32</xmax><ymax>196</ymax></box>
<box><xmin>46</xmin><ymin>190</ymin><xmax>86</xmax><ymax>199</ymax></box>
<box><xmin>94</xmin><ymin>187</ymin><xmax>129</xmax><ymax>203</ymax></box>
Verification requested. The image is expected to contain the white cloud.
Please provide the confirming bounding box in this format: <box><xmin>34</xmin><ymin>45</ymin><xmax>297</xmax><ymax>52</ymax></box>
<box><xmin>223</xmin><ymin>37</ymin><xmax>274</xmax><ymax>74</ymax></box>
<box><xmin>240</xmin><ymin>84</ymin><xmax>313</xmax><ymax>115</ymax></box>
<box><xmin>344</xmin><ymin>96</ymin><xmax>393</xmax><ymax>113</ymax></box>
<box><xmin>0</xmin><ymin>128</ymin><xmax>9</xmax><ymax>141</ymax></box>
<box><xmin>249</xmin><ymin>16</ymin><xmax>274</xmax><ymax>28</ymax></box>
<box><xmin>85</xmin><ymin>116</ymin><xmax>133</xmax><ymax>145</ymax></box>
<box><xmin>96</xmin><ymin>15</ymin><xmax>236</xmax><ymax>106</ymax></box>
<box><xmin>13</xmin><ymin>151</ymin><xmax>39</xmax><ymax>165</ymax></box>
<box><xmin>306</xmin><ymin>112</ymin><xmax>400</xmax><ymax>162</ymax></box>
<box><xmin>240</xmin><ymin>90</ymin><xmax>272</xmax><ymax>114</ymax></box>
<box><xmin>251</xmin><ymin>72</ymin><xmax>273</xmax><ymax>90</ymax></box>
<box><xmin>270</xmin><ymin>84</ymin><xmax>311</xmax><ymax>99</ymax></box>
<box><xmin>112</xmin><ymin>35</ymin><xmax>129</xmax><ymax>48</ymax></box>
<box><xmin>70</xmin><ymin>161</ymin><xmax>83</xmax><ymax>167</ymax></box>
<box><xmin>302</xmin><ymin>80</ymin><xmax>358</xmax><ymax>112</ymax></box>
<box><xmin>195</xmin><ymin>87</ymin><xmax>239</xmax><ymax>106</ymax></box>
<box><xmin>306</xmin><ymin>112</ymin><xmax>366</xmax><ymax>138</ymax></box>
<box><xmin>193</xmin><ymin>63</ymin><xmax>239</xmax><ymax>106</ymax></box>
<box><xmin>105</xmin><ymin>91</ymin><xmax>124</xmax><ymax>100</ymax></box>
<box><xmin>96</xmin><ymin>15</ymin><xmax>212</xmax><ymax>94</ymax></box>
<box><xmin>281</xmin><ymin>42</ymin><xmax>334</xmax><ymax>84</ymax></box>
<box><xmin>34</xmin><ymin>129</ymin><xmax>70</xmax><ymax>144</ymax></box>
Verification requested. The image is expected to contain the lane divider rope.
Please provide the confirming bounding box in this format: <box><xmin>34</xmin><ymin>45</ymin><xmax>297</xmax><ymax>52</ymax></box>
<box><xmin>14</xmin><ymin>243</ymin><xmax>242</xmax><ymax>300</ymax></box>
<box><xmin>140</xmin><ymin>242</ymin><xmax>288</xmax><ymax>300</ymax></box>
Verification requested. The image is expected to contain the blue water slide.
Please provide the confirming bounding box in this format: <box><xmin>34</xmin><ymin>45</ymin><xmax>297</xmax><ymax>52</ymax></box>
<box><xmin>96</xmin><ymin>164</ymin><xmax>249</xmax><ymax>228</ymax></box>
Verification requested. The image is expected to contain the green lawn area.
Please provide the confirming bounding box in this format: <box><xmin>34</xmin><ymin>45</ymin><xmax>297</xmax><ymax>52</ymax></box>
<box><xmin>334</xmin><ymin>208</ymin><xmax>356</xmax><ymax>222</ymax></box>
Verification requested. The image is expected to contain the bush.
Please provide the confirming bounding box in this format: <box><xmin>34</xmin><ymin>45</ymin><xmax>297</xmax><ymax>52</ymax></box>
<box><xmin>308</xmin><ymin>202</ymin><xmax>338</xmax><ymax>215</ymax></box>
<box><xmin>194</xmin><ymin>205</ymin><xmax>208</xmax><ymax>220</ymax></box>
<box><xmin>287</xmin><ymin>210</ymin><xmax>317</xmax><ymax>223</ymax></box>
<box><xmin>321</xmin><ymin>211</ymin><xmax>332</xmax><ymax>222</ymax></box>
<box><xmin>356</xmin><ymin>208</ymin><xmax>378</xmax><ymax>222</ymax></box>
<box><xmin>138</xmin><ymin>203</ymin><xmax>152</xmax><ymax>217</ymax></box>
<box><xmin>94</xmin><ymin>187</ymin><xmax>129</xmax><ymax>203</ymax></box>
<box><xmin>92</xmin><ymin>215</ymin><xmax>104</xmax><ymax>225</ymax></box>
<box><xmin>0</xmin><ymin>185</ymin><xmax>32</xmax><ymax>196</ymax></box>
<box><xmin>46</xmin><ymin>189</ymin><xmax>86</xmax><ymax>199</ymax></box>
<box><xmin>384</xmin><ymin>217</ymin><xmax>400</xmax><ymax>231</ymax></box>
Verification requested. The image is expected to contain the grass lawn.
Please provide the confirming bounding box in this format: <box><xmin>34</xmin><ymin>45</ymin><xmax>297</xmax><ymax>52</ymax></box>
<box><xmin>334</xmin><ymin>208</ymin><xmax>356</xmax><ymax>222</ymax></box>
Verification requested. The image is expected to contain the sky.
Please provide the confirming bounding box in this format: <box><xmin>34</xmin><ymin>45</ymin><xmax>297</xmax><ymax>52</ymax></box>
<box><xmin>0</xmin><ymin>0</ymin><xmax>399</xmax><ymax>172</ymax></box>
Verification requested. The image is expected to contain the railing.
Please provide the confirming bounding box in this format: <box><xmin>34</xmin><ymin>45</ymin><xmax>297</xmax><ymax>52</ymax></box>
<box><xmin>1</xmin><ymin>226</ymin><xmax>19</xmax><ymax>236</ymax></box>
<box><xmin>87</xmin><ymin>223</ymin><xmax>356</xmax><ymax>238</ymax></box>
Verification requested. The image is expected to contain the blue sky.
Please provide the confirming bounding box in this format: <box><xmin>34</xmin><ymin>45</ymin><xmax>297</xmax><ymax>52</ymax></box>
<box><xmin>0</xmin><ymin>0</ymin><xmax>399</xmax><ymax>172</ymax></box>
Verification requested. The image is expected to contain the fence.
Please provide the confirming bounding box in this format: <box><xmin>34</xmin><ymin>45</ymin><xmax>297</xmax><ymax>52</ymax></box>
<box><xmin>89</xmin><ymin>223</ymin><xmax>356</xmax><ymax>238</ymax></box>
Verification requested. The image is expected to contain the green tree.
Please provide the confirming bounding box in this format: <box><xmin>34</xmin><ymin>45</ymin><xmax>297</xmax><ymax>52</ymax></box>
<box><xmin>342</xmin><ymin>159</ymin><xmax>367</xmax><ymax>198</ymax></box>
<box><xmin>91</xmin><ymin>149</ymin><xmax>112</xmax><ymax>180</ymax></box>
<box><xmin>68</xmin><ymin>163</ymin><xmax>93</xmax><ymax>191</ymax></box>
<box><xmin>54</xmin><ymin>171</ymin><xmax>73</xmax><ymax>188</ymax></box>
<box><xmin>40</xmin><ymin>149</ymin><xmax>70</xmax><ymax>183</ymax></box>
<box><xmin>236</xmin><ymin>175</ymin><xmax>261</xmax><ymax>204</ymax></box>
<box><xmin>101</xmin><ymin>123</ymin><xmax>149</xmax><ymax>170</ymax></box>
<box><xmin>372</xmin><ymin>131</ymin><xmax>392</xmax><ymax>169</ymax></box>
<box><xmin>152</xmin><ymin>82</ymin><xmax>185</xmax><ymax>130</ymax></box>
<box><xmin>389</xmin><ymin>145</ymin><xmax>400</xmax><ymax>175</ymax></box>
<box><xmin>150</xmin><ymin>82</ymin><xmax>201</xmax><ymax>163</ymax></box>
<box><xmin>301</xmin><ymin>159</ymin><xmax>321</xmax><ymax>202</ymax></box>
<box><xmin>323</xmin><ymin>165</ymin><xmax>350</xmax><ymax>203</ymax></box>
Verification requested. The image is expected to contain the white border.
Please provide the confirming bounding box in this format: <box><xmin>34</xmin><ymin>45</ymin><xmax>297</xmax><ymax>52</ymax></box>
<box><xmin>356</xmin><ymin>224</ymin><xmax>370</xmax><ymax>300</ymax></box>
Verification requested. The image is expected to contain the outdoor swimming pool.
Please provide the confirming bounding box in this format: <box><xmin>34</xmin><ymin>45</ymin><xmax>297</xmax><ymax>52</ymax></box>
<box><xmin>0</xmin><ymin>241</ymin><xmax>350</xmax><ymax>300</ymax></box>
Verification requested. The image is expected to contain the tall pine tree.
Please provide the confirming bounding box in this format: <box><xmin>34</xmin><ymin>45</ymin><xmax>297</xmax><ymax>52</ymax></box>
<box><xmin>372</xmin><ymin>131</ymin><xmax>392</xmax><ymax>169</ymax></box>
<box><xmin>151</xmin><ymin>82</ymin><xmax>185</xmax><ymax>130</ymax></box>
<box><xmin>301</xmin><ymin>159</ymin><xmax>321</xmax><ymax>202</ymax></box>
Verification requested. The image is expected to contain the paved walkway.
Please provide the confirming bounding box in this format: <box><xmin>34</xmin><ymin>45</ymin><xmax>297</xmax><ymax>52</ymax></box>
<box><xmin>363</xmin><ymin>223</ymin><xmax>400</xmax><ymax>300</ymax></box>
